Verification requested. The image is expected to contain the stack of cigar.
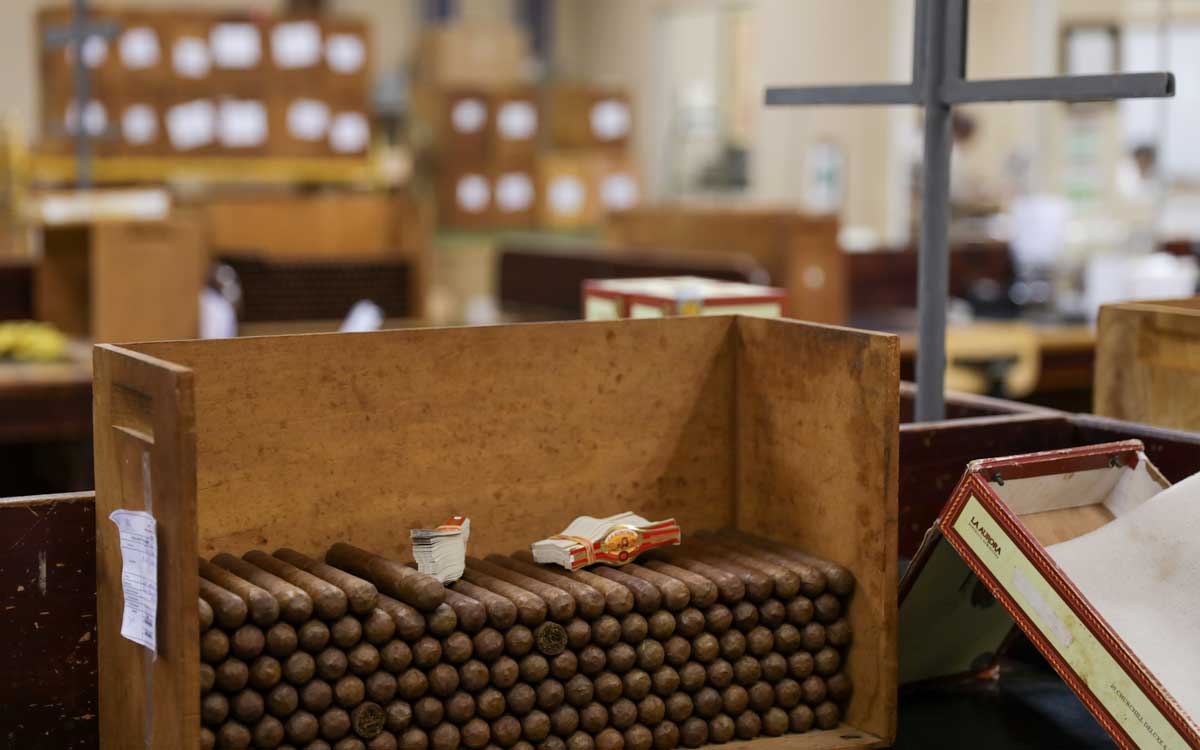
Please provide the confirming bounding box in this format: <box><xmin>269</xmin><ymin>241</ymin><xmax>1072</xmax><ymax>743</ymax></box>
<box><xmin>197</xmin><ymin>529</ymin><xmax>854</xmax><ymax>750</ymax></box>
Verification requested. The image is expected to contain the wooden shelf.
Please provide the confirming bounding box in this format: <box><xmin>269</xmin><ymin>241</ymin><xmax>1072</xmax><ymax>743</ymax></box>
<box><xmin>27</xmin><ymin>153</ymin><xmax>398</xmax><ymax>187</ymax></box>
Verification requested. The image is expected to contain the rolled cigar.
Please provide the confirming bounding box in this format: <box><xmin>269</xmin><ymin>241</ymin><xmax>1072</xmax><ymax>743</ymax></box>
<box><xmin>717</xmin><ymin>630</ymin><xmax>745</xmax><ymax>660</ymax></box>
<box><xmin>445</xmin><ymin>692</ymin><xmax>476</xmax><ymax>724</ymax></box>
<box><xmin>593</xmin><ymin>672</ymin><xmax>622</xmax><ymax>704</ymax></box>
<box><xmin>731</xmin><ymin>656</ymin><xmax>761</xmax><ymax>686</ymax></box>
<box><xmin>800</xmin><ymin>675</ymin><xmax>827</xmax><ymax>706</ymax></box>
<box><xmin>800</xmin><ymin>622</ymin><xmax>826</xmax><ymax>652</ymax></box>
<box><xmin>250</xmin><ymin>655</ymin><xmax>283</xmax><ymax>690</ymax></box>
<box><xmin>200</xmin><ymin>578</ymin><xmax>249</xmax><ymax>630</ymax></box>
<box><xmin>621</xmin><ymin>670</ymin><xmax>651</xmax><ymax>701</ymax></box>
<box><xmin>426</xmin><ymin>604</ymin><xmax>458</xmax><ymax>638</ymax></box>
<box><xmin>361</xmin><ymin>609</ymin><xmax>398</xmax><ymax>647</ymax></box>
<box><xmin>490</xmin><ymin>656</ymin><xmax>520</xmax><ymax>689</ymax></box>
<box><xmin>299</xmin><ymin>621</ymin><xmax>332</xmax><ymax>654</ymax></box>
<box><xmin>429</xmin><ymin>722</ymin><xmax>460</xmax><ymax>750</ymax></box>
<box><xmin>609</xmin><ymin>700</ymin><xmax>638</xmax><ymax>729</ymax></box>
<box><xmin>462</xmin><ymin>563</ymin><xmax>547</xmax><ymax>627</ymax></box>
<box><xmin>619</xmin><ymin>614</ymin><xmax>647</xmax><ymax>644</ymax></box>
<box><xmin>303</xmin><ymin>681</ymin><xmax>335</xmax><ymax>713</ymax></box>
<box><xmin>707</xmin><ymin>715</ymin><xmax>734</xmax><ymax>744</ymax></box>
<box><xmin>579</xmin><ymin>702</ymin><xmax>609</xmax><ymax>733</ymax></box>
<box><xmin>606</xmin><ymin>643</ymin><xmax>636</xmax><ymax>674</ymax></box>
<box><xmin>592</xmin><ymin>568</ymin><xmax>661</xmax><ymax>614</ymax></box>
<box><xmin>746</xmin><ymin>682</ymin><xmax>773</xmax><ymax>712</ymax></box>
<box><xmin>332</xmin><ymin>617</ymin><xmax>364</xmax><ymax>650</ymax></box>
<box><xmin>429</xmin><ymin>663</ymin><xmax>461</xmax><ymax>698</ymax></box>
<box><xmin>717</xmin><ymin>531</ymin><xmax>853</xmax><ymax>596</ymax></box>
<box><xmin>593</xmin><ymin>728</ymin><xmax>622</xmax><ymax>750</ymax></box>
<box><xmin>678</xmin><ymin>717</ymin><xmax>708</xmax><ymax>748</ymax></box>
<box><xmin>460</xmin><ymin>660</ymin><xmax>491</xmax><ymax>692</ymax></box>
<box><xmin>676</xmin><ymin>549</ymin><xmax>772</xmax><ymax>602</ymax></box>
<box><xmin>307</xmin><ymin>741</ymin><xmax>333</xmax><ymax>750</ymax></box>
<box><xmin>623</xmin><ymin>724</ymin><xmax>651</xmax><ymax>750</ymax></box>
<box><xmin>536</xmin><ymin>679</ymin><xmax>565</xmax><ymax>712</ymax></box>
<box><xmin>398</xmin><ymin>728</ymin><xmax>428</xmax><ymax>750</ymax></box>
<box><xmin>826</xmin><ymin>673</ymin><xmax>852</xmax><ymax>703</ymax></box>
<box><xmin>745</xmin><ymin>626</ymin><xmax>773</xmax><ymax>657</ymax></box>
<box><xmin>202</xmin><ymin>629</ymin><xmax>230</xmax><ymax>664</ymax></box>
<box><xmin>386</xmin><ymin>701</ymin><xmax>413</xmax><ymax>733</ymax></box>
<box><xmin>550</xmin><ymin>705</ymin><xmax>578</xmax><ymax>737</ymax></box>
<box><xmin>676</xmin><ymin>663</ymin><xmax>705</xmax><ymax>694</ymax></box>
<box><xmin>758</xmin><ymin>599</ymin><xmax>786</xmax><ymax>629</ymax></box>
<box><xmin>201</xmin><ymin>560</ymin><xmax>280</xmax><ymax>626</ymax></box>
<box><xmin>217</xmin><ymin>721</ymin><xmax>252</xmax><ymax>749</ymax></box>
<box><xmin>549</xmin><ymin>651</ymin><xmax>577</xmax><ymax>681</ymax></box>
<box><xmin>641</xmin><ymin>612</ymin><xmax>673</xmax><ymax>642</ymax></box>
<box><xmin>442</xmin><ymin>632</ymin><xmax>474</xmax><ymax>664</ymax></box>
<box><xmin>267</xmin><ymin>623</ymin><xmax>299</xmax><ymax>659</ymax></box>
<box><xmin>813</xmin><ymin>593</ymin><xmax>841</xmax><ymax>625</ymax></box>
<box><xmin>814</xmin><ymin>646</ymin><xmax>840</xmax><ymax>676</ymax></box>
<box><xmin>759</xmin><ymin>653</ymin><xmax>787</xmax><ymax>683</ymax></box>
<box><xmin>243</xmin><ymin>550</ymin><xmax>348</xmax><ymax>621</ymax></box>
<box><xmin>826</xmin><ymin>618</ymin><xmax>852</xmax><ymax>648</ymax></box>
<box><xmin>729</xmin><ymin>602</ymin><xmax>757</xmax><ymax>633</ymax></box>
<box><xmin>719</xmin><ymin>684</ymin><xmax>748</xmax><ymax>716</ymax></box>
<box><xmin>286</xmin><ymin>711</ymin><xmax>320</xmax><ymax>745</ymax></box>
<box><xmin>478</xmin><ymin>556</ymin><xmax>576</xmax><ymax>621</ymax></box>
<box><xmin>703</xmin><ymin>604</ymin><xmax>733</xmax><ymax>635</ymax></box>
<box><xmin>534</xmin><ymin>622</ymin><xmax>568</xmax><ymax>656</ymax></box>
<box><xmin>788</xmin><ymin>651</ymin><xmax>814</xmax><ymax>680</ymax></box>
<box><xmin>662</xmin><ymin>637</ymin><xmax>690</xmax><ymax>668</ymax></box>
<box><xmin>691</xmin><ymin>688</ymin><xmax>721</xmax><ymax>720</ymax></box>
<box><xmin>276</xmin><ymin>549</ymin><xmax>379</xmax><ymax>615</ymax></box>
<box><xmin>336</xmin><ymin>675</ymin><xmax>367</xmax><ymax>709</ymax></box>
<box><xmin>636</xmin><ymin>695</ymin><xmax>664</xmax><ymax>726</ymax></box>
<box><xmin>490</xmin><ymin>716</ymin><xmax>521</xmax><ymax>747</ymax></box>
<box><xmin>774</xmin><ymin>678</ymin><xmax>801</xmax><ymax>710</ymax></box>
<box><xmin>733</xmin><ymin>711</ymin><xmax>759</xmax><ymax>740</ymax></box>
<box><xmin>202</xmin><ymin>692</ymin><xmax>230</xmax><ymax>726</ymax></box>
<box><xmin>201</xmin><ymin>663</ymin><xmax>216</xmax><ymax>694</ymax></box>
<box><xmin>201</xmin><ymin>727</ymin><xmax>216</xmax><ymax>750</ymax></box>
<box><xmin>214</xmin><ymin>553</ymin><xmax>314</xmax><ymax>624</ymax></box>
<box><xmin>412</xmin><ymin>636</ymin><xmax>443</xmax><ymax>669</ymax></box>
<box><xmin>577</xmin><ymin>645</ymin><xmax>606</xmax><ymax>676</ymax></box>
<box><xmin>673</xmin><ymin>609</ymin><xmax>704</xmax><ymax>639</ymax></box>
<box><xmin>516</xmin><ymin>554</ymin><xmax>635</xmax><ymax>617</ymax></box>
<box><xmin>317</xmin><ymin>648</ymin><xmax>349</xmax><ymax>681</ymax></box>
<box><xmin>621</xmin><ymin>564</ymin><xmax>689</xmax><ymax>611</ymax></box>
<box><xmin>641</xmin><ymin>562</ymin><xmax>716</xmax><ymax>610</ymax></box>
<box><xmin>414</xmin><ymin>697</ymin><xmax>444</xmax><ymax>729</ymax></box>
<box><xmin>505</xmin><ymin>685</ymin><xmax>541</xmax><ymax>717</ymax></box>
<box><xmin>786</xmin><ymin>597</ymin><xmax>813</xmax><ymax>626</ymax></box>
<box><xmin>564</xmin><ymin>674</ymin><xmax>594</xmax><ymax>707</ymax></box>
<box><xmin>590</xmin><ymin>616</ymin><xmax>621</xmax><ymax>648</ymax></box>
<box><xmin>327</xmin><ymin>545</ymin><xmax>444</xmax><ymax>613</ymax></box>
<box><xmin>566</xmin><ymin>732</ymin><xmax>594</xmax><ymax>750</ymax></box>
<box><xmin>650</xmin><ymin>666</ymin><xmax>679</xmax><ymax>697</ymax></box>
<box><xmin>788</xmin><ymin>704</ymin><xmax>814</xmax><ymax>733</ymax></box>
<box><xmin>563</xmin><ymin>619</ymin><xmax>591</xmax><ymax>650</ymax></box>
<box><xmin>476</xmin><ymin>689</ymin><xmax>506</xmax><ymax>721</ymax></box>
<box><xmin>491</xmin><ymin>557</ymin><xmax>606</xmax><ymax>620</ymax></box>
<box><xmin>522</xmin><ymin>710</ymin><xmax>551</xmax><ymax>742</ymax></box>
<box><xmin>705</xmin><ymin>535</ymin><xmax>827</xmax><ymax>598</ymax></box>
<box><xmin>691</xmin><ymin>537</ymin><xmax>800</xmax><ymax>599</ymax></box>
<box><xmin>704</xmin><ymin>660</ymin><xmax>733</xmax><ymax>690</ymax></box>
<box><xmin>396</xmin><ymin>669</ymin><xmax>429</xmax><ymax>701</ymax></box>
<box><xmin>760</xmin><ymin>707</ymin><xmax>787</xmax><ymax>737</ymax></box>
<box><xmin>473</xmin><ymin>628</ymin><xmax>505</xmax><ymax>662</ymax></box>
<box><xmin>442</xmin><ymin>589</ymin><xmax>488</xmax><ymax>634</ymax></box>
<box><xmin>505</xmin><ymin>625</ymin><xmax>534</xmax><ymax>658</ymax></box>
<box><xmin>460</xmin><ymin>718</ymin><xmax>490</xmax><ymax>749</ymax></box>
<box><xmin>652</xmin><ymin>555</ymin><xmax>743</xmax><ymax>606</ymax></box>
<box><xmin>772</xmin><ymin>624</ymin><xmax>800</xmax><ymax>656</ymax></box>
<box><xmin>217</xmin><ymin>658</ymin><xmax>251</xmax><ymax>692</ymax></box>
<box><xmin>255</xmin><ymin>715</ymin><xmax>286</xmax><ymax>748</ymax></box>
<box><xmin>665</xmin><ymin>693</ymin><xmax>693</xmax><ymax>722</ymax></box>
<box><xmin>336</xmin><ymin>739</ymin><xmax>367</xmax><ymax>750</ymax></box>
<box><xmin>198</xmin><ymin>597</ymin><xmax>215</xmax><ymax>633</ymax></box>
<box><xmin>520</xmin><ymin>653</ymin><xmax>550</xmax><ymax>683</ymax></box>
<box><xmin>689</xmin><ymin>633</ymin><xmax>718</xmax><ymax>664</ymax></box>
<box><xmin>368</xmin><ymin>672</ymin><xmax>399</xmax><ymax>705</ymax></box>
<box><xmin>370</xmin><ymin>731</ymin><xmax>399</xmax><ymax>750</ymax></box>
<box><xmin>381</xmin><ymin>640</ymin><xmax>413</xmax><ymax>673</ymax></box>
<box><xmin>636</xmin><ymin>641</ymin><xmax>665</xmax><ymax>672</ymax></box>
<box><xmin>452</xmin><ymin>580</ymin><xmax>519</xmax><ymax>630</ymax></box>
<box><xmin>814</xmin><ymin>701</ymin><xmax>839</xmax><ymax>730</ymax></box>
<box><xmin>651</xmin><ymin>721</ymin><xmax>679</xmax><ymax>750</ymax></box>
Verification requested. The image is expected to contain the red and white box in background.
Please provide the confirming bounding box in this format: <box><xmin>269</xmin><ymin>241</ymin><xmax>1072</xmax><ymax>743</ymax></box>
<box><xmin>583</xmin><ymin>276</ymin><xmax>787</xmax><ymax>320</ymax></box>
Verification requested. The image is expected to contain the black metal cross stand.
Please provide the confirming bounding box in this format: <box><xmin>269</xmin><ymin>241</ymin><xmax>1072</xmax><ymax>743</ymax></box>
<box><xmin>43</xmin><ymin>0</ymin><xmax>118</xmax><ymax>189</ymax></box>
<box><xmin>766</xmin><ymin>0</ymin><xmax>1174</xmax><ymax>421</ymax></box>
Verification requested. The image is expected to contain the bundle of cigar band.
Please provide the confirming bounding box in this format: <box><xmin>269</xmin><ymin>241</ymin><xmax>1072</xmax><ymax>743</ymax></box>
<box><xmin>197</xmin><ymin>529</ymin><xmax>854</xmax><ymax>750</ymax></box>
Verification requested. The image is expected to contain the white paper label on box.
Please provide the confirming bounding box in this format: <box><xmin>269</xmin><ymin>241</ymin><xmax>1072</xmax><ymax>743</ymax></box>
<box><xmin>66</xmin><ymin>100</ymin><xmax>108</xmax><ymax>137</ymax></box>
<box><xmin>210</xmin><ymin>23</ymin><xmax>261</xmax><ymax>70</ymax></box>
<box><xmin>271</xmin><ymin>21</ymin><xmax>321</xmax><ymax>70</ymax></box>
<box><xmin>287</xmin><ymin>99</ymin><xmax>330</xmax><ymax>141</ymax></box>
<box><xmin>173</xmin><ymin>36</ymin><xmax>211</xmax><ymax>79</ymax></box>
<box><xmin>329</xmin><ymin>112</ymin><xmax>369</xmax><ymax>153</ymax></box>
<box><xmin>120</xmin><ymin>27</ymin><xmax>160</xmax><ymax>70</ymax></box>
<box><xmin>82</xmin><ymin>35</ymin><xmax>108</xmax><ymax>68</ymax></box>
<box><xmin>497</xmin><ymin>101</ymin><xmax>537</xmax><ymax>141</ymax></box>
<box><xmin>325</xmin><ymin>33</ymin><xmax>366</xmax><ymax>74</ymax></box>
<box><xmin>109</xmin><ymin>508</ymin><xmax>158</xmax><ymax>653</ymax></box>
<box><xmin>219</xmin><ymin>99</ymin><xmax>268</xmax><ymax>148</ymax></box>
<box><xmin>549</xmin><ymin>176</ymin><xmax>586</xmax><ymax>215</ymax></box>
<box><xmin>590</xmin><ymin>99</ymin><xmax>631</xmax><ymax>141</ymax></box>
<box><xmin>457</xmin><ymin>174</ymin><xmax>490</xmax><ymax>213</ymax></box>
<box><xmin>122</xmin><ymin>104</ymin><xmax>158</xmax><ymax>145</ymax></box>
<box><xmin>451</xmin><ymin>98</ymin><xmax>487</xmax><ymax>135</ymax></box>
<box><xmin>495</xmin><ymin>172</ymin><xmax>534</xmax><ymax>213</ymax></box>
<box><xmin>601</xmin><ymin>173</ymin><xmax>639</xmax><ymax>211</ymax></box>
<box><xmin>167</xmin><ymin>100</ymin><xmax>215</xmax><ymax>151</ymax></box>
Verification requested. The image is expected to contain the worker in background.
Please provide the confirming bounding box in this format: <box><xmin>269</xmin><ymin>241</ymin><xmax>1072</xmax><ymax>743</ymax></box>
<box><xmin>909</xmin><ymin>111</ymin><xmax>1000</xmax><ymax>239</ymax></box>
<box><xmin>1116</xmin><ymin>144</ymin><xmax>1161</xmax><ymax>208</ymax></box>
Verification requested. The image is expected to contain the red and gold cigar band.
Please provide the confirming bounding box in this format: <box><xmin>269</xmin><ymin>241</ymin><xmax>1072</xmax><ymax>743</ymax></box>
<box><xmin>551</xmin><ymin>519</ymin><xmax>681</xmax><ymax>570</ymax></box>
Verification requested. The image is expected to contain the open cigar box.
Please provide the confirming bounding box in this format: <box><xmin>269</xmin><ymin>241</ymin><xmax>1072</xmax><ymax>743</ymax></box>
<box><xmin>899</xmin><ymin>440</ymin><xmax>1200</xmax><ymax>749</ymax></box>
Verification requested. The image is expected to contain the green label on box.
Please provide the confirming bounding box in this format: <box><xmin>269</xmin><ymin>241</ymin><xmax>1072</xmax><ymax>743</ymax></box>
<box><xmin>954</xmin><ymin>496</ymin><xmax>1189</xmax><ymax>750</ymax></box>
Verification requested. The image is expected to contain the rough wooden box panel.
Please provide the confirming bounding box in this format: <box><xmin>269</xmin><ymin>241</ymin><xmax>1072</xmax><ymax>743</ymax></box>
<box><xmin>1095</xmin><ymin>296</ymin><xmax>1200</xmax><ymax>431</ymax></box>
<box><xmin>93</xmin><ymin>316</ymin><xmax>899</xmax><ymax>749</ymax></box>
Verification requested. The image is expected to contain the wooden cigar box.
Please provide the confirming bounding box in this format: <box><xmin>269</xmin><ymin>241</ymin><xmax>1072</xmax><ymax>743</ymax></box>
<box><xmin>93</xmin><ymin>316</ymin><xmax>900</xmax><ymax>749</ymax></box>
<box><xmin>900</xmin><ymin>441</ymin><xmax>1200</xmax><ymax>749</ymax></box>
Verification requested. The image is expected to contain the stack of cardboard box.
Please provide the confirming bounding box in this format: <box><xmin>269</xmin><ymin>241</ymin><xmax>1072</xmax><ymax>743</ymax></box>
<box><xmin>37</xmin><ymin>6</ymin><xmax>372</xmax><ymax>158</ymax></box>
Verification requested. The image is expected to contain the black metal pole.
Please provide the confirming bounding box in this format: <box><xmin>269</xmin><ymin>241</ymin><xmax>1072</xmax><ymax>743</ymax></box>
<box><xmin>70</xmin><ymin>0</ymin><xmax>92</xmax><ymax>189</ymax></box>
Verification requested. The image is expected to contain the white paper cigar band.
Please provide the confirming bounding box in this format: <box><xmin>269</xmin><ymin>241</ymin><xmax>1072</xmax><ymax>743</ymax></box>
<box><xmin>329</xmin><ymin>112</ymin><xmax>369</xmax><ymax>154</ymax></box>
<box><xmin>167</xmin><ymin>99</ymin><xmax>216</xmax><ymax>151</ymax></box>
<box><xmin>287</xmin><ymin>99</ymin><xmax>330</xmax><ymax>141</ymax></box>
<box><xmin>495</xmin><ymin>172</ymin><xmax>535</xmax><ymax>213</ymax></box>
<box><xmin>590</xmin><ymin>99</ymin><xmax>631</xmax><ymax>141</ymax></box>
<box><xmin>218</xmin><ymin>99</ymin><xmax>268</xmax><ymax>148</ymax></box>
<box><xmin>451</xmin><ymin>98</ymin><xmax>487</xmax><ymax>135</ymax></box>
<box><xmin>66</xmin><ymin>100</ymin><xmax>108</xmax><ymax>137</ymax></box>
<box><xmin>210</xmin><ymin>22</ymin><xmax>262</xmax><ymax>70</ymax></box>
<box><xmin>272</xmin><ymin>20</ymin><xmax>321</xmax><ymax>70</ymax></box>
<box><xmin>456</xmin><ymin>174</ymin><xmax>490</xmax><ymax>213</ymax></box>
<box><xmin>120</xmin><ymin>27</ymin><xmax>160</xmax><ymax>70</ymax></box>
<box><xmin>497</xmin><ymin>101</ymin><xmax>537</xmax><ymax>141</ymax></box>
<box><xmin>326</xmin><ymin>33</ymin><xmax>366</xmax><ymax>74</ymax></box>
<box><xmin>548</xmin><ymin>176</ymin><xmax>586</xmax><ymax>215</ymax></box>
<box><xmin>122</xmin><ymin>104</ymin><xmax>158</xmax><ymax>145</ymax></box>
<box><xmin>601</xmin><ymin>173</ymin><xmax>639</xmax><ymax>211</ymax></box>
<box><xmin>172</xmin><ymin>36</ymin><xmax>211</xmax><ymax>79</ymax></box>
